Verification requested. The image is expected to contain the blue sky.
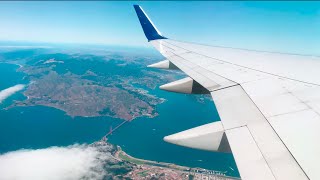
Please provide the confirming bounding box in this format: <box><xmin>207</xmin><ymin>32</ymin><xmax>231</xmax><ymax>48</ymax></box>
<box><xmin>0</xmin><ymin>1</ymin><xmax>320</xmax><ymax>54</ymax></box>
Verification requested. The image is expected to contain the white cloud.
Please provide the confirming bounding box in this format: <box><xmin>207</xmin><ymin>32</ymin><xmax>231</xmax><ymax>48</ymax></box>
<box><xmin>0</xmin><ymin>144</ymin><xmax>112</xmax><ymax>180</ymax></box>
<box><xmin>0</xmin><ymin>84</ymin><xmax>25</xmax><ymax>104</ymax></box>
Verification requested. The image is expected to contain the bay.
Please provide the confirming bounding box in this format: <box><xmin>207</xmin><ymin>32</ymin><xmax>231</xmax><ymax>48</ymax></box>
<box><xmin>0</xmin><ymin>59</ymin><xmax>239</xmax><ymax>177</ymax></box>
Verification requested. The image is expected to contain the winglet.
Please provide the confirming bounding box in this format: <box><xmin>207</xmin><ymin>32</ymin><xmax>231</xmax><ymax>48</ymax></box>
<box><xmin>133</xmin><ymin>5</ymin><xmax>167</xmax><ymax>41</ymax></box>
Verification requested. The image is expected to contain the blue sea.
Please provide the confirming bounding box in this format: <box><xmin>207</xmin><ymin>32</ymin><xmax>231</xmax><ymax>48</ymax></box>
<box><xmin>0</xmin><ymin>60</ymin><xmax>239</xmax><ymax>177</ymax></box>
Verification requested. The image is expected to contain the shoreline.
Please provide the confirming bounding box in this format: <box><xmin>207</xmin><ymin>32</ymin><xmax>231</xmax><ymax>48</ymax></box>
<box><xmin>0</xmin><ymin>62</ymin><xmax>23</xmax><ymax>69</ymax></box>
<box><xmin>114</xmin><ymin>145</ymin><xmax>240</xmax><ymax>180</ymax></box>
<box><xmin>0</xmin><ymin>61</ymin><xmax>239</xmax><ymax>178</ymax></box>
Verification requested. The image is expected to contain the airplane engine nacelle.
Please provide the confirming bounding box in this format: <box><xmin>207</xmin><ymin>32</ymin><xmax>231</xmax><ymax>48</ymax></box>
<box><xmin>164</xmin><ymin>121</ymin><xmax>231</xmax><ymax>153</ymax></box>
<box><xmin>160</xmin><ymin>77</ymin><xmax>209</xmax><ymax>94</ymax></box>
<box><xmin>147</xmin><ymin>60</ymin><xmax>179</xmax><ymax>70</ymax></box>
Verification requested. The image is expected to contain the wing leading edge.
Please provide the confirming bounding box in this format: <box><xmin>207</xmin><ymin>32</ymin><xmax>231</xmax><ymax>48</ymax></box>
<box><xmin>133</xmin><ymin>5</ymin><xmax>320</xmax><ymax>180</ymax></box>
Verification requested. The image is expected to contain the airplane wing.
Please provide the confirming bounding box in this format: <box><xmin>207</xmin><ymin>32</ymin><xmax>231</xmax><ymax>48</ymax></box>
<box><xmin>133</xmin><ymin>5</ymin><xmax>320</xmax><ymax>180</ymax></box>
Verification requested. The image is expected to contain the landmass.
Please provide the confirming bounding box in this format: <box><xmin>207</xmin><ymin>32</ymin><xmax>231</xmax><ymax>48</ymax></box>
<box><xmin>93</xmin><ymin>139</ymin><xmax>239</xmax><ymax>180</ymax></box>
<box><xmin>1</xmin><ymin>47</ymin><xmax>211</xmax><ymax>121</ymax></box>
<box><xmin>10</xmin><ymin>70</ymin><xmax>161</xmax><ymax>120</ymax></box>
<box><xmin>3</xmin><ymin>50</ymin><xmax>179</xmax><ymax>121</ymax></box>
<box><xmin>0</xmin><ymin>47</ymin><xmax>227</xmax><ymax>180</ymax></box>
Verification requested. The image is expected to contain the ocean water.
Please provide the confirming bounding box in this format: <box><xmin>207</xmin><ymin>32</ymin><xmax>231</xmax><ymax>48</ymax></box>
<box><xmin>0</xmin><ymin>62</ymin><xmax>239</xmax><ymax>177</ymax></box>
<box><xmin>108</xmin><ymin>87</ymin><xmax>239</xmax><ymax>176</ymax></box>
<box><xmin>0</xmin><ymin>63</ymin><xmax>27</xmax><ymax>108</ymax></box>
<box><xmin>0</xmin><ymin>63</ymin><xmax>27</xmax><ymax>89</ymax></box>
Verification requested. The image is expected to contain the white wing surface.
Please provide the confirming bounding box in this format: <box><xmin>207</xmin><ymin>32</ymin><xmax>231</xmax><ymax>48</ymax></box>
<box><xmin>134</xmin><ymin>5</ymin><xmax>320</xmax><ymax>180</ymax></box>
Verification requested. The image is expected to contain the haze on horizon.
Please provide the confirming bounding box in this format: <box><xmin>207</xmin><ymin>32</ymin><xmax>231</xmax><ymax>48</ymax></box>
<box><xmin>0</xmin><ymin>1</ymin><xmax>320</xmax><ymax>54</ymax></box>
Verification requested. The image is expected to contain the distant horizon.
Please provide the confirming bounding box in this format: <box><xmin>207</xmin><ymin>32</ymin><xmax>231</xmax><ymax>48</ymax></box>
<box><xmin>0</xmin><ymin>40</ymin><xmax>153</xmax><ymax>49</ymax></box>
<box><xmin>0</xmin><ymin>40</ymin><xmax>165</xmax><ymax>59</ymax></box>
<box><xmin>1</xmin><ymin>39</ymin><xmax>320</xmax><ymax>57</ymax></box>
<box><xmin>1</xmin><ymin>1</ymin><xmax>320</xmax><ymax>55</ymax></box>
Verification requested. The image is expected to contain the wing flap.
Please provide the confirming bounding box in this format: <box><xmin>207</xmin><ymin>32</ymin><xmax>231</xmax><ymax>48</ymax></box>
<box><xmin>226</xmin><ymin>127</ymin><xmax>276</xmax><ymax>180</ymax></box>
<box><xmin>269</xmin><ymin>109</ymin><xmax>320</xmax><ymax>180</ymax></box>
<box><xmin>211</xmin><ymin>85</ymin><xmax>309</xmax><ymax>180</ymax></box>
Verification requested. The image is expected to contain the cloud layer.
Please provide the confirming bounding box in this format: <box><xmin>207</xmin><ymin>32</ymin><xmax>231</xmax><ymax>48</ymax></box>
<box><xmin>0</xmin><ymin>84</ymin><xmax>25</xmax><ymax>103</ymax></box>
<box><xmin>0</xmin><ymin>144</ymin><xmax>112</xmax><ymax>180</ymax></box>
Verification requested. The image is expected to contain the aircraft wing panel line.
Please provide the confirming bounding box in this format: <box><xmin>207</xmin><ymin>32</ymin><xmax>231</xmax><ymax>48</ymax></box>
<box><xmin>133</xmin><ymin>5</ymin><xmax>320</xmax><ymax>180</ymax></box>
<box><xmin>211</xmin><ymin>85</ymin><xmax>309</xmax><ymax>180</ymax></box>
<box><xmin>150</xmin><ymin>38</ymin><xmax>318</xmax><ymax>180</ymax></box>
<box><xmin>162</xmin><ymin>40</ymin><xmax>320</xmax><ymax>86</ymax></box>
<box><xmin>164</xmin><ymin>53</ymin><xmax>238</xmax><ymax>91</ymax></box>
<box><xmin>151</xmin><ymin>40</ymin><xmax>273</xmax><ymax>86</ymax></box>
<box><xmin>151</xmin><ymin>38</ymin><xmax>316</xmax><ymax>179</ymax></box>
<box><xmin>225</xmin><ymin>126</ymin><xmax>276</xmax><ymax>180</ymax></box>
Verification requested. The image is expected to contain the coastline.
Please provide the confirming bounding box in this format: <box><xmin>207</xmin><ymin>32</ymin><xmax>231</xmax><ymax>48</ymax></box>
<box><xmin>113</xmin><ymin>144</ymin><xmax>240</xmax><ymax>180</ymax></box>
<box><xmin>0</xmin><ymin>56</ymin><xmax>239</xmax><ymax>178</ymax></box>
<box><xmin>0</xmin><ymin>62</ymin><xmax>23</xmax><ymax>68</ymax></box>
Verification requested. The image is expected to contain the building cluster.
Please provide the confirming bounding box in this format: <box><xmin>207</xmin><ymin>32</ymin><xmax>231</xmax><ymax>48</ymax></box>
<box><xmin>125</xmin><ymin>164</ymin><xmax>240</xmax><ymax>180</ymax></box>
